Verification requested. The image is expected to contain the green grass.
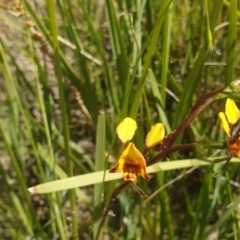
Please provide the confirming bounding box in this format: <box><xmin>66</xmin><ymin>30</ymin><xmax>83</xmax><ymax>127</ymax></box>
<box><xmin>0</xmin><ymin>0</ymin><xmax>240</xmax><ymax>239</ymax></box>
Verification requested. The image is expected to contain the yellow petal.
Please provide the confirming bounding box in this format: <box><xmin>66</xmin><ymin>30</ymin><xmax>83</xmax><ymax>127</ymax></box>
<box><xmin>225</xmin><ymin>98</ymin><xmax>240</xmax><ymax>124</ymax></box>
<box><xmin>145</xmin><ymin>123</ymin><xmax>165</xmax><ymax>148</ymax></box>
<box><xmin>109</xmin><ymin>158</ymin><xmax>124</xmax><ymax>173</ymax></box>
<box><xmin>138</xmin><ymin>166</ymin><xmax>150</xmax><ymax>182</ymax></box>
<box><xmin>123</xmin><ymin>143</ymin><xmax>150</xmax><ymax>181</ymax></box>
<box><xmin>116</xmin><ymin>118</ymin><xmax>137</xmax><ymax>143</ymax></box>
<box><xmin>218</xmin><ymin>112</ymin><xmax>230</xmax><ymax>137</ymax></box>
<box><xmin>111</xmin><ymin>142</ymin><xmax>150</xmax><ymax>182</ymax></box>
<box><xmin>121</xmin><ymin>142</ymin><xmax>145</xmax><ymax>164</ymax></box>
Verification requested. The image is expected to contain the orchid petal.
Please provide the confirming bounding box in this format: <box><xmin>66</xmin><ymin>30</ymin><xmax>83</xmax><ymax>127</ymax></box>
<box><xmin>109</xmin><ymin>142</ymin><xmax>150</xmax><ymax>182</ymax></box>
<box><xmin>225</xmin><ymin>98</ymin><xmax>240</xmax><ymax>125</ymax></box>
<box><xmin>109</xmin><ymin>158</ymin><xmax>124</xmax><ymax>173</ymax></box>
<box><xmin>116</xmin><ymin>118</ymin><xmax>137</xmax><ymax>143</ymax></box>
<box><xmin>145</xmin><ymin>123</ymin><xmax>165</xmax><ymax>148</ymax></box>
<box><xmin>218</xmin><ymin>112</ymin><xmax>230</xmax><ymax>137</ymax></box>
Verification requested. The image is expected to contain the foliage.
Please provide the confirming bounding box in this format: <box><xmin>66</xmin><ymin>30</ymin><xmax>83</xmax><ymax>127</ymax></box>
<box><xmin>0</xmin><ymin>0</ymin><xmax>240</xmax><ymax>239</ymax></box>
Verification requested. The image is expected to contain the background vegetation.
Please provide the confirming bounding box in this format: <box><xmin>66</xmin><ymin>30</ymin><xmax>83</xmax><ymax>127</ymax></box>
<box><xmin>0</xmin><ymin>0</ymin><xmax>240</xmax><ymax>239</ymax></box>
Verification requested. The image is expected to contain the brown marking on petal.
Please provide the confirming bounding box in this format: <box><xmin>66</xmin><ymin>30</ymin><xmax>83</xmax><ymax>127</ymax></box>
<box><xmin>123</xmin><ymin>165</ymin><xmax>138</xmax><ymax>182</ymax></box>
<box><xmin>109</xmin><ymin>163</ymin><xmax>121</xmax><ymax>173</ymax></box>
<box><xmin>122</xmin><ymin>164</ymin><xmax>149</xmax><ymax>182</ymax></box>
<box><xmin>126</xmin><ymin>159</ymin><xmax>150</xmax><ymax>182</ymax></box>
<box><xmin>122</xmin><ymin>170</ymin><xmax>137</xmax><ymax>182</ymax></box>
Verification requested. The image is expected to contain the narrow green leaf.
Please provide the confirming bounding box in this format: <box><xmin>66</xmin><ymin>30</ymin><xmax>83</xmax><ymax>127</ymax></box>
<box><xmin>172</xmin><ymin>49</ymin><xmax>207</xmax><ymax>129</ymax></box>
<box><xmin>200</xmin><ymin>195</ymin><xmax>240</xmax><ymax>239</ymax></box>
<box><xmin>160</xmin><ymin>1</ymin><xmax>173</xmax><ymax>106</ymax></box>
<box><xmin>105</xmin><ymin>0</ymin><xmax>129</xmax><ymax>90</ymax></box>
<box><xmin>0</xmin><ymin>163</ymin><xmax>34</xmax><ymax>236</ymax></box>
<box><xmin>225</xmin><ymin>0</ymin><xmax>237</xmax><ymax>84</ymax></box>
<box><xmin>28</xmin><ymin>157</ymin><xmax>240</xmax><ymax>194</ymax></box>
<box><xmin>129</xmin><ymin>0</ymin><xmax>172</xmax><ymax>118</ymax></box>
<box><xmin>93</xmin><ymin>115</ymin><xmax>106</xmax><ymax>239</ymax></box>
<box><xmin>148</xmin><ymin>70</ymin><xmax>171</xmax><ymax>133</ymax></box>
<box><xmin>47</xmin><ymin>1</ymin><xmax>77</xmax><ymax>237</ymax></box>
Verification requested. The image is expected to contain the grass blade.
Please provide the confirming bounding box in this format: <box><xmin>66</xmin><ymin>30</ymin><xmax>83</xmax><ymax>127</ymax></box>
<box><xmin>28</xmin><ymin>157</ymin><xmax>240</xmax><ymax>194</ymax></box>
<box><xmin>225</xmin><ymin>0</ymin><xmax>237</xmax><ymax>84</ymax></box>
<box><xmin>93</xmin><ymin>115</ymin><xmax>106</xmax><ymax>239</ymax></box>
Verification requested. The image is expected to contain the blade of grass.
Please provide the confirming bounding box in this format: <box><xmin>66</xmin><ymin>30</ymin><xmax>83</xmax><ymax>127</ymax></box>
<box><xmin>160</xmin><ymin>1</ymin><xmax>173</xmax><ymax>106</ymax></box>
<box><xmin>190</xmin><ymin>168</ymin><xmax>212</xmax><ymax>239</ymax></box>
<box><xmin>93</xmin><ymin>115</ymin><xmax>106</xmax><ymax>239</ymax></box>
<box><xmin>23</xmin><ymin>0</ymin><xmax>99</xmax><ymax>123</ymax></box>
<box><xmin>0</xmin><ymin>40</ymin><xmax>69</xmax><ymax>238</ymax></box>
<box><xmin>37</xmin><ymin>142</ymin><xmax>90</xmax><ymax>202</ymax></box>
<box><xmin>76</xmin><ymin>0</ymin><xmax>120</xmax><ymax>115</ymax></box>
<box><xmin>200</xmin><ymin>195</ymin><xmax>240</xmax><ymax>239</ymax></box>
<box><xmin>0</xmin><ymin>42</ymin><xmax>46</xmax><ymax>234</ymax></box>
<box><xmin>203</xmin><ymin>0</ymin><xmax>213</xmax><ymax>50</ymax></box>
<box><xmin>0</xmin><ymin>158</ymin><xmax>34</xmax><ymax>237</ymax></box>
<box><xmin>129</xmin><ymin>0</ymin><xmax>172</xmax><ymax>119</ymax></box>
<box><xmin>223</xmin><ymin>0</ymin><xmax>240</xmax><ymax>18</ymax></box>
<box><xmin>46</xmin><ymin>1</ymin><xmax>78</xmax><ymax>238</ymax></box>
<box><xmin>148</xmin><ymin>70</ymin><xmax>171</xmax><ymax>133</ymax></box>
<box><xmin>58</xmin><ymin>0</ymin><xmax>99</xmax><ymax>123</ymax></box>
<box><xmin>225</xmin><ymin>0</ymin><xmax>237</xmax><ymax>84</ymax></box>
<box><xmin>55</xmin><ymin>131</ymin><xmax>94</xmax><ymax>171</ymax></box>
<box><xmin>172</xmin><ymin>49</ymin><xmax>207</xmax><ymax>130</ymax></box>
<box><xmin>0</xmin><ymin>121</ymin><xmax>43</xmax><ymax>235</ymax></box>
<box><xmin>29</xmin><ymin>35</ymin><xmax>70</xmax><ymax>238</ymax></box>
<box><xmin>105</xmin><ymin>0</ymin><xmax>129</xmax><ymax>91</ymax></box>
<box><xmin>28</xmin><ymin>157</ymin><xmax>240</xmax><ymax>194</ymax></box>
<box><xmin>8</xmin><ymin>40</ymin><xmax>89</xmax><ymax>200</ymax></box>
<box><xmin>224</xmin><ymin>171</ymin><xmax>239</xmax><ymax>239</ymax></box>
<box><xmin>156</xmin><ymin>172</ymin><xmax>175</xmax><ymax>239</ymax></box>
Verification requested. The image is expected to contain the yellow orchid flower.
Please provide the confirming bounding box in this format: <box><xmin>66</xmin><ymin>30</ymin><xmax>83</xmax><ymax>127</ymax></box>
<box><xmin>218</xmin><ymin>98</ymin><xmax>240</xmax><ymax>136</ymax></box>
<box><xmin>109</xmin><ymin>142</ymin><xmax>150</xmax><ymax>182</ymax></box>
<box><xmin>218</xmin><ymin>98</ymin><xmax>240</xmax><ymax>158</ymax></box>
<box><xmin>110</xmin><ymin>118</ymin><xmax>165</xmax><ymax>182</ymax></box>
